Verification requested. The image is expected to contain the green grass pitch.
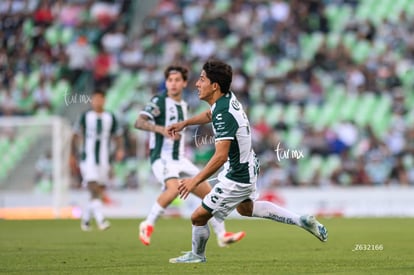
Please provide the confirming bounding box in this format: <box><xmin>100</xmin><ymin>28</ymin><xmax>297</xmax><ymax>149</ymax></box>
<box><xmin>0</xmin><ymin>218</ymin><xmax>413</xmax><ymax>274</ymax></box>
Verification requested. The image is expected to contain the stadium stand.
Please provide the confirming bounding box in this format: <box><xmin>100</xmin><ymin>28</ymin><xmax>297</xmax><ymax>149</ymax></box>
<box><xmin>1</xmin><ymin>0</ymin><xmax>414</xmax><ymax>188</ymax></box>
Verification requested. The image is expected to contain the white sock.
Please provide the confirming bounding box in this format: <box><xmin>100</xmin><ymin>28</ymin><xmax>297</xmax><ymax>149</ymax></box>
<box><xmin>91</xmin><ymin>199</ymin><xmax>105</xmax><ymax>225</ymax></box>
<box><xmin>209</xmin><ymin>217</ymin><xmax>226</xmax><ymax>239</ymax></box>
<box><xmin>252</xmin><ymin>201</ymin><xmax>300</xmax><ymax>226</ymax></box>
<box><xmin>192</xmin><ymin>224</ymin><xmax>210</xmax><ymax>258</ymax></box>
<box><xmin>146</xmin><ymin>202</ymin><xmax>165</xmax><ymax>226</ymax></box>
<box><xmin>81</xmin><ymin>203</ymin><xmax>92</xmax><ymax>224</ymax></box>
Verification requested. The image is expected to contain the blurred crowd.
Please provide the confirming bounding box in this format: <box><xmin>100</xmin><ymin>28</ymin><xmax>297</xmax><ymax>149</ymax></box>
<box><xmin>133</xmin><ymin>0</ymin><xmax>414</xmax><ymax>188</ymax></box>
<box><xmin>0</xmin><ymin>0</ymin><xmax>131</xmax><ymax>117</ymax></box>
<box><xmin>2</xmin><ymin>0</ymin><xmax>414</xmax><ymax>188</ymax></box>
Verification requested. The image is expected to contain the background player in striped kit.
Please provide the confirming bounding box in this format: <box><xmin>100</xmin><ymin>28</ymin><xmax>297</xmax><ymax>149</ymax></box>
<box><xmin>71</xmin><ymin>89</ymin><xmax>124</xmax><ymax>231</ymax></box>
<box><xmin>135</xmin><ymin>65</ymin><xmax>245</xmax><ymax>247</ymax></box>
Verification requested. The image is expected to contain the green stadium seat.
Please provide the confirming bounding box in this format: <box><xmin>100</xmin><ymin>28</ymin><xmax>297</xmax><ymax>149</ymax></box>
<box><xmin>26</xmin><ymin>70</ymin><xmax>41</xmax><ymax>91</ymax></box>
<box><xmin>321</xmin><ymin>155</ymin><xmax>341</xmax><ymax>178</ymax></box>
<box><xmin>126</xmin><ymin>108</ymin><xmax>139</xmax><ymax>127</ymax></box>
<box><xmin>0</xmin><ymin>165</ymin><xmax>7</xmax><ymax>180</ymax></box>
<box><xmin>113</xmin><ymin>162</ymin><xmax>128</xmax><ymax>181</ymax></box>
<box><xmin>325</xmin><ymin>4</ymin><xmax>340</xmax><ymax>30</ymax></box>
<box><xmin>407</xmin><ymin>0</ymin><xmax>414</xmax><ymax>16</ymax></box>
<box><xmin>263</xmin><ymin>85</ymin><xmax>278</xmax><ymax>102</ymax></box>
<box><xmin>404</xmin><ymin>109</ymin><xmax>414</xmax><ymax>125</ymax></box>
<box><xmin>249</xmin><ymin>79</ymin><xmax>264</xmax><ymax>104</ymax></box>
<box><xmin>52</xmin><ymin>80</ymin><xmax>70</xmax><ymax>109</ymax></box>
<box><xmin>243</xmin><ymin>55</ymin><xmax>258</xmax><ymax>77</ymax></box>
<box><xmin>23</xmin><ymin>19</ymin><xmax>34</xmax><ymax>38</ymax></box>
<box><xmin>400</xmin><ymin>69</ymin><xmax>414</xmax><ymax>88</ymax></box>
<box><xmin>339</xmin><ymin>95</ymin><xmax>359</xmax><ymax>121</ymax></box>
<box><xmin>140</xmin><ymin>35</ymin><xmax>155</xmax><ymax>50</ymax></box>
<box><xmin>249</xmin><ymin>104</ymin><xmax>267</xmax><ymax>125</ymax></box>
<box><xmin>45</xmin><ymin>26</ymin><xmax>60</xmax><ymax>46</ymax></box>
<box><xmin>403</xmin><ymin>154</ymin><xmax>413</xmax><ymax>170</ymax></box>
<box><xmin>192</xmin><ymin>103</ymin><xmax>208</xmax><ymax>116</ymax></box>
<box><xmin>352</xmin><ymin>40</ymin><xmax>371</xmax><ymax>64</ymax></box>
<box><xmin>300</xmin><ymin>32</ymin><xmax>323</xmax><ymax>60</ymax></box>
<box><xmin>0</xmin><ymin>138</ymin><xmax>10</xmax><ymax>155</ymax></box>
<box><xmin>60</xmin><ymin>27</ymin><xmax>74</xmax><ymax>45</ymax></box>
<box><xmin>298</xmin><ymin>155</ymin><xmax>322</xmax><ymax>184</ymax></box>
<box><xmin>136</xmin><ymin>159</ymin><xmax>152</xmax><ymax>183</ymax></box>
<box><xmin>354</xmin><ymin>93</ymin><xmax>377</xmax><ymax>127</ymax></box>
<box><xmin>18</xmin><ymin>93</ymin><xmax>35</xmax><ymax>114</ymax></box>
<box><xmin>304</xmin><ymin>103</ymin><xmax>319</xmax><ymax>125</ymax></box>
<box><xmin>355</xmin><ymin>2</ymin><xmax>371</xmax><ymax>21</ymax></box>
<box><xmin>326</xmin><ymin>32</ymin><xmax>340</xmax><ymax>49</ymax></box>
<box><xmin>213</xmin><ymin>0</ymin><xmax>231</xmax><ymax>14</ymax></box>
<box><xmin>265</xmin><ymin>104</ymin><xmax>283</xmax><ymax>127</ymax></box>
<box><xmin>224</xmin><ymin>34</ymin><xmax>239</xmax><ymax>49</ymax></box>
<box><xmin>14</xmin><ymin>72</ymin><xmax>25</xmax><ymax>90</ymax></box>
<box><xmin>317</xmin><ymin>102</ymin><xmax>338</xmax><ymax>127</ymax></box>
<box><xmin>284</xmin><ymin>128</ymin><xmax>303</xmax><ymax>148</ymax></box>
<box><xmin>327</xmin><ymin>5</ymin><xmax>352</xmax><ymax>32</ymax></box>
<box><xmin>372</xmin><ymin>109</ymin><xmax>392</xmax><ymax>138</ymax></box>
<box><xmin>342</xmin><ymin>32</ymin><xmax>357</xmax><ymax>49</ymax></box>
<box><xmin>284</xmin><ymin>104</ymin><xmax>300</xmax><ymax>126</ymax></box>
<box><xmin>377</xmin><ymin>93</ymin><xmax>392</xmax><ymax>111</ymax></box>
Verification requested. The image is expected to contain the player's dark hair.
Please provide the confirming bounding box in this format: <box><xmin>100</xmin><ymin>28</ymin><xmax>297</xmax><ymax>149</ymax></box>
<box><xmin>164</xmin><ymin>65</ymin><xmax>189</xmax><ymax>81</ymax></box>
<box><xmin>93</xmin><ymin>89</ymin><xmax>106</xmax><ymax>97</ymax></box>
<box><xmin>203</xmin><ymin>60</ymin><xmax>232</xmax><ymax>94</ymax></box>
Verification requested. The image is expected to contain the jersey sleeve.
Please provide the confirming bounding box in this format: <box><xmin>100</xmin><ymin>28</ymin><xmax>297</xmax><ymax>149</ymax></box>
<box><xmin>140</xmin><ymin>96</ymin><xmax>162</xmax><ymax>120</ymax></box>
<box><xmin>110</xmin><ymin>112</ymin><xmax>123</xmax><ymax>136</ymax></box>
<box><xmin>213</xmin><ymin>111</ymin><xmax>238</xmax><ymax>141</ymax></box>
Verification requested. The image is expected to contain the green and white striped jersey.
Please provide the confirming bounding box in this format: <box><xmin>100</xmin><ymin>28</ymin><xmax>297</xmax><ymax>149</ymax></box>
<box><xmin>140</xmin><ymin>93</ymin><xmax>187</xmax><ymax>163</ymax></box>
<box><xmin>75</xmin><ymin>110</ymin><xmax>121</xmax><ymax>166</ymax></box>
<box><xmin>211</xmin><ymin>92</ymin><xmax>259</xmax><ymax>183</ymax></box>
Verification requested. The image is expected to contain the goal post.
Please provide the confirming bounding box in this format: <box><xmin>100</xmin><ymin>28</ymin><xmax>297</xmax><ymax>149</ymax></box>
<box><xmin>0</xmin><ymin>115</ymin><xmax>73</xmax><ymax>219</ymax></box>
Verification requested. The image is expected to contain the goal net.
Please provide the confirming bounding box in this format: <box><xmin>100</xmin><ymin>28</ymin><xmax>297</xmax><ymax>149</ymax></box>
<box><xmin>0</xmin><ymin>116</ymin><xmax>73</xmax><ymax>219</ymax></box>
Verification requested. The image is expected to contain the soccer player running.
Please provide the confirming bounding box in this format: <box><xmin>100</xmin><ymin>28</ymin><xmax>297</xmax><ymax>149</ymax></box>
<box><xmin>71</xmin><ymin>89</ymin><xmax>124</xmax><ymax>231</ymax></box>
<box><xmin>167</xmin><ymin>60</ymin><xmax>328</xmax><ymax>263</ymax></box>
<box><xmin>135</xmin><ymin>65</ymin><xmax>245</xmax><ymax>247</ymax></box>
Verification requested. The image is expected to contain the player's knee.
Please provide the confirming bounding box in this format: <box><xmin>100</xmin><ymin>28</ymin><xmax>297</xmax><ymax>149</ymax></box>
<box><xmin>191</xmin><ymin>208</ymin><xmax>210</xmax><ymax>226</ymax></box>
<box><xmin>191</xmin><ymin>212</ymin><xmax>204</xmax><ymax>225</ymax></box>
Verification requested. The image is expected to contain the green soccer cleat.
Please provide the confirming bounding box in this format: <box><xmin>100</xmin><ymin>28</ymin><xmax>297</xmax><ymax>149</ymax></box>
<box><xmin>300</xmin><ymin>215</ymin><xmax>328</xmax><ymax>242</ymax></box>
<box><xmin>169</xmin><ymin>251</ymin><xmax>206</xmax><ymax>264</ymax></box>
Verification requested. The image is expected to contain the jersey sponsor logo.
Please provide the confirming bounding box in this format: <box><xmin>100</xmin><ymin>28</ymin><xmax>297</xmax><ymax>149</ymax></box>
<box><xmin>231</xmin><ymin>99</ymin><xmax>240</xmax><ymax>110</ymax></box>
<box><xmin>169</xmin><ymin>106</ymin><xmax>177</xmax><ymax>121</ymax></box>
<box><xmin>211</xmin><ymin>195</ymin><xmax>219</xmax><ymax>204</ymax></box>
<box><xmin>145</xmin><ymin>102</ymin><xmax>160</xmax><ymax>116</ymax></box>
<box><xmin>215</xmin><ymin>113</ymin><xmax>222</xmax><ymax>121</ymax></box>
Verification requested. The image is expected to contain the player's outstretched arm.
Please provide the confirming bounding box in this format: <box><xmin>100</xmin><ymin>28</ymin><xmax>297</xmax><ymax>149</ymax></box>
<box><xmin>135</xmin><ymin>114</ymin><xmax>165</xmax><ymax>135</ymax></box>
<box><xmin>178</xmin><ymin>139</ymin><xmax>230</xmax><ymax>199</ymax></box>
<box><xmin>167</xmin><ymin>110</ymin><xmax>212</xmax><ymax>138</ymax></box>
<box><xmin>113</xmin><ymin>135</ymin><xmax>125</xmax><ymax>161</ymax></box>
<box><xmin>70</xmin><ymin>132</ymin><xmax>80</xmax><ymax>173</ymax></box>
<box><xmin>135</xmin><ymin>114</ymin><xmax>180</xmax><ymax>140</ymax></box>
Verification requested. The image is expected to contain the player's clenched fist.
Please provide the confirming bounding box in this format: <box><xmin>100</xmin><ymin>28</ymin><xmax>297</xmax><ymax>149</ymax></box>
<box><xmin>167</xmin><ymin>121</ymin><xmax>186</xmax><ymax>139</ymax></box>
